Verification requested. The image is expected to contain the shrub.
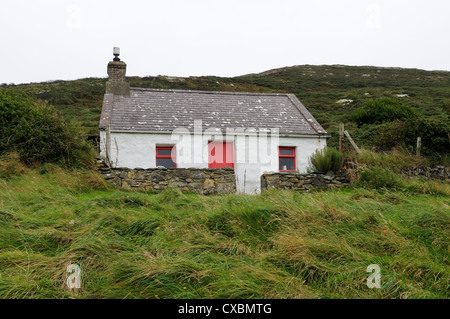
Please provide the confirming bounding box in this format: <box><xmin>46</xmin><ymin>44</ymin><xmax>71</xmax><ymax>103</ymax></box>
<box><xmin>371</xmin><ymin>118</ymin><xmax>449</xmax><ymax>161</ymax></box>
<box><xmin>308</xmin><ymin>146</ymin><xmax>343</xmax><ymax>173</ymax></box>
<box><xmin>355</xmin><ymin>167</ymin><xmax>402</xmax><ymax>190</ymax></box>
<box><xmin>351</xmin><ymin>97</ymin><xmax>418</xmax><ymax>127</ymax></box>
<box><xmin>0</xmin><ymin>88</ymin><xmax>95</xmax><ymax>167</ymax></box>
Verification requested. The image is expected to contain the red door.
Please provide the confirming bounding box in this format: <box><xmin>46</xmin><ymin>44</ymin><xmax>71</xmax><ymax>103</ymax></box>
<box><xmin>208</xmin><ymin>141</ymin><xmax>234</xmax><ymax>169</ymax></box>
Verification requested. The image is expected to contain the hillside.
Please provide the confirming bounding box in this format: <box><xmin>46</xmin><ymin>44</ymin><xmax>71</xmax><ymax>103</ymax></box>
<box><xmin>2</xmin><ymin>64</ymin><xmax>449</xmax><ymax>167</ymax></box>
<box><xmin>3</xmin><ymin>64</ymin><xmax>448</xmax><ymax>135</ymax></box>
<box><xmin>239</xmin><ymin>65</ymin><xmax>450</xmax><ymax>130</ymax></box>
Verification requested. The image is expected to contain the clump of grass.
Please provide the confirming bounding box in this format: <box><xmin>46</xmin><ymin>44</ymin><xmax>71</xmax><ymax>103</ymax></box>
<box><xmin>156</xmin><ymin>187</ymin><xmax>191</xmax><ymax>207</ymax></box>
<box><xmin>121</xmin><ymin>219</ymin><xmax>162</xmax><ymax>237</ymax></box>
<box><xmin>0</xmin><ymin>152</ymin><xmax>28</xmax><ymax>178</ymax></box>
<box><xmin>403</xmin><ymin>178</ymin><xmax>450</xmax><ymax>196</ymax></box>
<box><xmin>81</xmin><ymin>171</ymin><xmax>110</xmax><ymax>191</ymax></box>
<box><xmin>355</xmin><ymin>167</ymin><xmax>403</xmax><ymax>190</ymax></box>
<box><xmin>308</xmin><ymin>146</ymin><xmax>343</xmax><ymax>173</ymax></box>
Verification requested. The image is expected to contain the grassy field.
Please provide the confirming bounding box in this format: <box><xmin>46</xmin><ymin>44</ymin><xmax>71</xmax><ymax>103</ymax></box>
<box><xmin>0</xmin><ymin>165</ymin><xmax>448</xmax><ymax>299</ymax></box>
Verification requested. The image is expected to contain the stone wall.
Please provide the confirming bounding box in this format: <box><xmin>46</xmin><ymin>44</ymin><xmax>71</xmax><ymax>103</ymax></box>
<box><xmin>261</xmin><ymin>171</ymin><xmax>351</xmax><ymax>191</ymax></box>
<box><xmin>400</xmin><ymin>166</ymin><xmax>449</xmax><ymax>181</ymax></box>
<box><xmin>99</xmin><ymin>166</ymin><xmax>236</xmax><ymax>195</ymax></box>
<box><xmin>97</xmin><ymin>162</ymin><xmax>447</xmax><ymax>196</ymax></box>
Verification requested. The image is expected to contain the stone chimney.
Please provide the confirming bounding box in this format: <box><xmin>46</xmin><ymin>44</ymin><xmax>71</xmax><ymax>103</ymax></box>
<box><xmin>106</xmin><ymin>47</ymin><xmax>130</xmax><ymax>96</ymax></box>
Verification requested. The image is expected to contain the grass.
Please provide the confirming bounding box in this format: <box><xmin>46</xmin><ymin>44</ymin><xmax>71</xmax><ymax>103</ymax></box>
<box><xmin>357</xmin><ymin>148</ymin><xmax>431</xmax><ymax>171</ymax></box>
<box><xmin>0</xmin><ymin>166</ymin><xmax>449</xmax><ymax>299</ymax></box>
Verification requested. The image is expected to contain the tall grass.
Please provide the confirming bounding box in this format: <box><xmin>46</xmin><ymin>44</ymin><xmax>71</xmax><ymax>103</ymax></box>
<box><xmin>308</xmin><ymin>146</ymin><xmax>343</xmax><ymax>173</ymax></box>
<box><xmin>357</xmin><ymin>148</ymin><xmax>431</xmax><ymax>172</ymax></box>
<box><xmin>0</xmin><ymin>167</ymin><xmax>448</xmax><ymax>299</ymax></box>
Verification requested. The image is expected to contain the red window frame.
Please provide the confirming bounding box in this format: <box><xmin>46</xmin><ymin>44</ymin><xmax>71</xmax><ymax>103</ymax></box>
<box><xmin>156</xmin><ymin>146</ymin><xmax>176</xmax><ymax>168</ymax></box>
<box><xmin>279</xmin><ymin>147</ymin><xmax>296</xmax><ymax>172</ymax></box>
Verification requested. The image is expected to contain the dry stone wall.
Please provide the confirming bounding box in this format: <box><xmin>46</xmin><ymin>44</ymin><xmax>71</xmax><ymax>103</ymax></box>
<box><xmin>97</xmin><ymin>161</ymin><xmax>447</xmax><ymax>196</ymax></box>
<box><xmin>261</xmin><ymin>171</ymin><xmax>351</xmax><ymax>191</ymax></box>
<box><xmin>400</xmin><ymin>166</ymin><xmax>448</xmax><ymax>181</ymax></box>
<box><xmin>99</xmin><ymin>166</ymin><xmax>236</xmax><ymax>195</ymax></box>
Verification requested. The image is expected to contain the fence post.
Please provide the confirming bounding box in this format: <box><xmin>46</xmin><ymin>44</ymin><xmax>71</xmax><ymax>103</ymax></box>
<box><xmin>416</xmin><ymin>137</ymin><xmax>421</xmax><ymax>157</ymax></box>
<box><xmin>339</xmin><ymin>123</ymin><xmax>346</xmax><ymax>168</ymax></box>
<box><xmin>339</xmin><ymin>123</ymin><xmax>344</xmax><ymax>153</ymax></box>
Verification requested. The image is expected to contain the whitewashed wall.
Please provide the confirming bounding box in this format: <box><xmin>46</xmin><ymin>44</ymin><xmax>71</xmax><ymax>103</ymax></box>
<box><xmin>100</xmin><ymin>131</ymin><xmax>326</xmax><ymax>194</ymax></box>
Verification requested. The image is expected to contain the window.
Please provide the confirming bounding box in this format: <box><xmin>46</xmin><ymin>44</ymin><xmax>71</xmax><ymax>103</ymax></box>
<box><xmin>279</xmin><ymin>147</ymin><xmax>296</xmax><ymax>171</ymax></box>
<box><xmin>156</xmin><ymin>146</ymin><xmax>176</xmax><ymax>168</ymax></box>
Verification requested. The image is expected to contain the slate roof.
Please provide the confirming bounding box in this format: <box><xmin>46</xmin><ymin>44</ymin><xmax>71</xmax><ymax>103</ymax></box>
<box><xmin>99</xmin><ymin>87</ymin><xmax>327</xmax><ymax>136</ymax></box>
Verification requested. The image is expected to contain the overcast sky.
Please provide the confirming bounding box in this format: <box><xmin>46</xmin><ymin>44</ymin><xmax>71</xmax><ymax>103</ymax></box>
<box><xmin>1</xmin><ymin>0</ymin><xmax>450</xmax><ymax>84</ymax></box>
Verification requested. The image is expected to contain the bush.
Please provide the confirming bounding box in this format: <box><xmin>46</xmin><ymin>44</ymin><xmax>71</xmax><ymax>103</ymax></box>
<box><xmin>0</xmin><ymin>88</ymin><xmax>95</xmax><ymax>167</ymax></box>
<box><xmin>351</xmin><ymin>97</ymin><xmax>450</xmax><ymax>161</ymax></box>
<box><xmin>351</xmin><ymin>97</ymin><xmax>418</xmax><ymax>127</ymax></box>
<box><xmin>355</xmin><ymin>167</ymin><xmax>402</xmax><ymax>190</ymax></box>
<box><xmin>308</xmin><ymin>146</ymin><xmax>343</xmax><ymax>173</ymax></box>
<box><xmin>372</xmin><ymin>118</ymin><xmax>449</xmax><ymax>161</ymax></box>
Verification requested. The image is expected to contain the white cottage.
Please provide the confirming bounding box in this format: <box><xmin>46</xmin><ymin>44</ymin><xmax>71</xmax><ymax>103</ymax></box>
<box><xmin>99</xmin><ymin>49</ymin><xmax>328</xmax><ymax>194</ymax></box>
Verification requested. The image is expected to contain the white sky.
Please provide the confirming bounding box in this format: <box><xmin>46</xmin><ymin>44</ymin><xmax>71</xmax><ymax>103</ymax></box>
<box><xmin>1</xmin><ymin>0</ymin><xmax>450</xmax><ymax>84</ymax></box>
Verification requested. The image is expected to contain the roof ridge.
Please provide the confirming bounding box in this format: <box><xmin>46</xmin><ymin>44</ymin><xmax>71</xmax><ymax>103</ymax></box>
<box><xmin>129</xmin><ymin>87</ymin><xmax>287</xmax><ymax>96</ymax></box>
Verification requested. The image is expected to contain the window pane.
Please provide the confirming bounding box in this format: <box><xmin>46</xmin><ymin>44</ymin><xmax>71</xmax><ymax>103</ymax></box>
<box><xmin>156</xmin><ymin>158</ymin><xmax>176</xmax><ymax>168</ymax></box>
<box><xmin>279</xmin><ymin>157</ymin><xmax>295</xmax><ymax>171</ymax></box>
<box><xmin>157</xmin><ymin>149</ymin><xmax>173</xmax><ymax>156</ymax></box>
<box><xmin>280</xmin><ymin>149</ymin><xmax>294</xmax><ymax>156</ymax></box>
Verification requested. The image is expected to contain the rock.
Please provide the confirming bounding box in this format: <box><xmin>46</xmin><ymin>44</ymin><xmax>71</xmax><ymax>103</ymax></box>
<box><xmin>325</xmin><ymin>170</ymin><xmax>335</xmax><ymax>177</ymax></box>
<box><xmin>312</xmin><ymin>176</ymin><xmax>329</xmax><ymax>187</ymax></box>
<box><xmin>112</xmin><ymin>176</ymin><xmax>122</xmax><ymax>186</ymax></box>
<box><xmin>135</xmin><ymin>171</ymin><xmax>146</xmax><ymax>180</ymax></box>
<box><xmin>191</xmin><ymin>172</ymin><xmax>206</xmax><ymax>179</ymax></box>
<box><xmin>202</xmin><ymin>178</ymin><xmax>215</xmax><ymax>190</ymax></box>
<box><xmin>122</xmin><ymin>180</ymin><xmax>132</xmax><ymax>190</ymax></box>
<box><xmin>150</xmin><ymin>172</ymin><xmax>164</xmax><ymax>183</ymax></box>
<box><xmin>169</xmin><ymin>182</ymin><xmax>186</xmax><ymax>188</ymax></box>
<box><xmin>188</xmin><ymin>183</ymin><xmax>202</xmax><ymax>190</ymax></box>
<box><xmin>216</xmin><ymin>183</ymin><xmax>236</xmax><ymax>194</ymax></box>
